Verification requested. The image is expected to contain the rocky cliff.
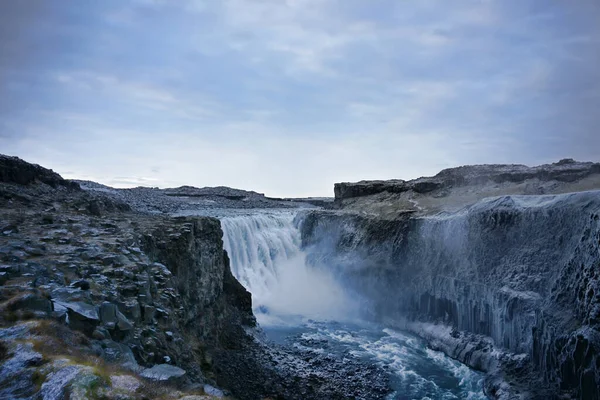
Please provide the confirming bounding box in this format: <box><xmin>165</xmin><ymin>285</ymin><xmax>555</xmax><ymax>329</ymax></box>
<box><xmin>300</xmin><ymin>161</ymin><xmax>600</xmax><ymax>400</ymax></box>
<box><xmin>0</xmin><ymin>156</ymin><xmax>258</xmax><ymax>399</ymax></box>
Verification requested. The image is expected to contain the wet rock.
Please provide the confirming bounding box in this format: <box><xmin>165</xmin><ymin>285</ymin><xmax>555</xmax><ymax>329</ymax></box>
<box><xmin>301</xmin><ymin>189</ymin><xmax>600</xmax><ymax>399</ymax></box>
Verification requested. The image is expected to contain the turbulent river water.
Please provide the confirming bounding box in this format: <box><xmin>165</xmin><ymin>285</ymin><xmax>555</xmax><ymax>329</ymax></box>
<box><xmin>220</xmin><ymin>210</ymin><xmax>487</xmax><ymax>400</ymax></box>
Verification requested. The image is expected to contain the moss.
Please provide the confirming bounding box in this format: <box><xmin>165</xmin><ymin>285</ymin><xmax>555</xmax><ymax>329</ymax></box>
<box><xmin>31</xmin><ymin>369</ymin><xmax>48</xmax><ymax>391</ymax></box>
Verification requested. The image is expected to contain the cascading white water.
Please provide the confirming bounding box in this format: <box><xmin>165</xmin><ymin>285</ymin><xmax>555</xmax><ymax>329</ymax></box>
<box><xmin>221</xmin><ymin>211</ymin><xmax>355</xmax><ymax>322</ymax></box>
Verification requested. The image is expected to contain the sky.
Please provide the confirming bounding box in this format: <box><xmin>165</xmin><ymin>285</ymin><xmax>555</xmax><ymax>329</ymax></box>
<box><xmin>1</xmin><ymin>0</ymin><xmax>599</xmax><ymax>197</ymax></box>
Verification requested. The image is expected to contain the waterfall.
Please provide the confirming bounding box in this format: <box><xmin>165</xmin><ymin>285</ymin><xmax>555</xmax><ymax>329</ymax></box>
<box><xmin>221</xmin><ymin>212</ymin><xmax>301</xmax><ymax>300</ymax></box>
<box><xmin>220</xmin><ymin>211</ymin><xmax>356</xmax><ymax>322</ymax></box>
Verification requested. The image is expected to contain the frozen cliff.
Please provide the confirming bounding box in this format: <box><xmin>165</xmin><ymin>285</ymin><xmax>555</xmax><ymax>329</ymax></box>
<box><xmin>300</xmin><ymin>163</ymin><xmax>600</xmax><ymax>399</ymax></box>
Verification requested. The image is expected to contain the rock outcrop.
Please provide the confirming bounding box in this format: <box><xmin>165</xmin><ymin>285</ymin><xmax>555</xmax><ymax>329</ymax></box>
<box><xmin>300</xmin><ymin>160</ymin><xmax>600</xmax><ymax>400</ymax></box>
<box><xmin>0</xmin><ymin>154</ymin><xmax>80</xmax><ymax>189</ymax></box>
<box><xmin>334</xmin><ymin>159</ymin><xmax>600</xmax><ymax>218</ymax></box>
<box><xmin>0</xmin><ymin>159</ymin><xmax>256</xmax><ymax>398</ymax></box>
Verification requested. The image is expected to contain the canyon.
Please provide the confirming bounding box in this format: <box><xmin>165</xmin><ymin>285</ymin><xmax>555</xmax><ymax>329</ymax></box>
<box><xmin>1</xmin><ymin>154</ymin><xmax>599</xmax><ymax>399</ymax></box>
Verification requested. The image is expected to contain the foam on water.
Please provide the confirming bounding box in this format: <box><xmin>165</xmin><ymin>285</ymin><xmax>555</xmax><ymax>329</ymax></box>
<box><xmin>306</xmin><ymin>323</ymin><xmax>487</xmax><ymax>400</ymax></box>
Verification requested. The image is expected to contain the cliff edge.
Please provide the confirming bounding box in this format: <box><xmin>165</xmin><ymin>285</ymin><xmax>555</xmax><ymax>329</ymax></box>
<box><xmin>334</xmin><ymin>159</ymin><xmax>600</xmax><ymax>218</ymax></box>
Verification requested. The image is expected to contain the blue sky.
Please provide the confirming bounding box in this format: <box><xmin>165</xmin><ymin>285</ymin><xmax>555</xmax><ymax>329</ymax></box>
<box><xmin>1</xmin><ymin>0</ymin><xmax>599</xmax><ymax>197</ymax></box>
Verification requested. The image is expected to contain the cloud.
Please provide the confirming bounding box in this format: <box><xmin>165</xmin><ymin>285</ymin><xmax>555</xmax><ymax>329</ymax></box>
<box><xmin>0</xmin><ymin>0</ymin><xmax>599</xmax><ymax>196</ymax></box>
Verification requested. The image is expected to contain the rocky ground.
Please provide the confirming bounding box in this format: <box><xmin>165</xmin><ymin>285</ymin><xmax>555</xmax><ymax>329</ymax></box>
<box><xmin>0</xmin><ymin>154</ymin><xmax>389</xmax><ymax>400</ymax></box>
<box><xmin>74</xmin><ymin>180</ymin><xmax>320</xmax><ymax>215</ymax></box>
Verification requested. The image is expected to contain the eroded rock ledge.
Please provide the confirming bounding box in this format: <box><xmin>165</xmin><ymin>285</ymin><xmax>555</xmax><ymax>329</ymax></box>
<box><xmin>334</xmin><ymin>159</ymin><xmax>600</xmax><ymax>218</ymax></box>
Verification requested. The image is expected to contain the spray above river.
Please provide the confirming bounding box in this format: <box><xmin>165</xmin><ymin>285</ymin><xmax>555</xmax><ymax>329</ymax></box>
<box><xmin>220</xmin><ymin>210</ymin><xmax>487</xmax><ymax>399</ymax></box>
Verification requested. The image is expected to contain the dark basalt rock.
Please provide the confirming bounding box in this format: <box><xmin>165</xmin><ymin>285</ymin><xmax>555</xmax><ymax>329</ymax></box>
<box><xmin>0</xmin><ymin>154</ymin><xmax>79</xmax><ymax>189</ymax></box>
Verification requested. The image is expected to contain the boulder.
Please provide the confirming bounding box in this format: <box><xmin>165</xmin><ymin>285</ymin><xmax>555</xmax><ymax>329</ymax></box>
<box><xmin>99</xmin><ymin>302</ymin><xmax>133</xmax><ymax>332</ymax></box>
<box><xmin>140</xmin><ymin>364</ymin><xmax>186</xmax><ymax>382</ymax></box>
<box><xmin>56</xmin><ymin>301</ymin><xmax>100</xmax><ymax>335</ymax></box>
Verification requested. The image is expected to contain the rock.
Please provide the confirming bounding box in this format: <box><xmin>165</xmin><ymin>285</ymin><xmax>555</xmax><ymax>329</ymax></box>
<box><xmin>110</xmin><ymin>374</ymin><xmax>141</xmax><ymax>393</ymax></box>
<box><xmin>57</xmin><ymin>301</ymin><xmax>100</xmax><ymax>335</ymax></box>
<box><xmin>119</xmin><ymin>300</ymin><xmax>141</xmax><ymax>323</ymax></box>
<box><xmin>0</xmin><ymin>154</ymin><xmax>79</xmax><ymax>189</ymax></box>
<box><xmin>10</xmin><ymin>292</ymin><xmax>52</xmax><ymax>314</ymax></box>
<box><xmin>143</xmin><ymin>305</ymin><xmax>156</xmax><ymax>324</ymax></box>
<box><xmin>0</xmin><ymin>343</ymin><xmax>44</xmax><ymax>399</ymax></box>
<box><xmin>0</xmin><ymin>264</ymin><xmax>20</xmax><ymax>278</ymax></box>
<box><xmin>92</xmin><ymin>328</ymin><xmax>109</xmax><ymax>340</ymax></box>
<box><xmin>70</xmin><ymin>279</ymin><xmax>90</xmax><ymax>291</ymax></box>
<box><xmin>301</xmin><ymin>189</ymin><xmax>600</xmax><ymax>399</ymax></box>
<box><xmin>40</xmin><ymin>364</ymin><xmax>84</xmax><ymax>400</ymax></box>
<box><xmin>333</xmin><ymin>160</ymin><xmax>600</xmax><ymax>217</ymax></box>
<box><xmin>0</xmin><ymin>272</ymin><xmax>7</xmax><ymax>285</ymax></box>
<box><xmin>68</xmin><ymin>369</ymin><xmax>103</xmax><ymax>400</ymax></box>
<box><xmin>203</xmin><ymin>384</ymin><xmax>225</xmax><ymax>397</ymax></box>
<box><xmin>140</xmin><ymin>364</ymin><xmax>186</xmax><ymax>382</ymax></box>
<box><xmin>100</xmin><ymin>340</ymin><xmax>138</xmax><ymax>368</ymax></box>
<box><xmin>99</xmin><ymin>302</ymin><xmax>119</xmax><ymax>328</ymax></box>
<box><xmin>99</xmin><ymin>302</ymin><xmax>133</xmax><ymax>332</ymax></box>
<box><xmin>41</xmin><ymin>214</ymin><xmax>54</xmax><ymax>224</ymax></box>
<box><xmin>51</xmin><ymin>287</ymin><xmax>91</xmax><ymax>303</ymax></box>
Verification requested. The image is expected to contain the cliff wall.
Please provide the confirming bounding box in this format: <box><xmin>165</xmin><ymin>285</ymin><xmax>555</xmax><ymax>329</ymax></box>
<box><xmin>301</xmin><ymin>183</ymin><xmax>600</xmax><ymax>399</ymax></box>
